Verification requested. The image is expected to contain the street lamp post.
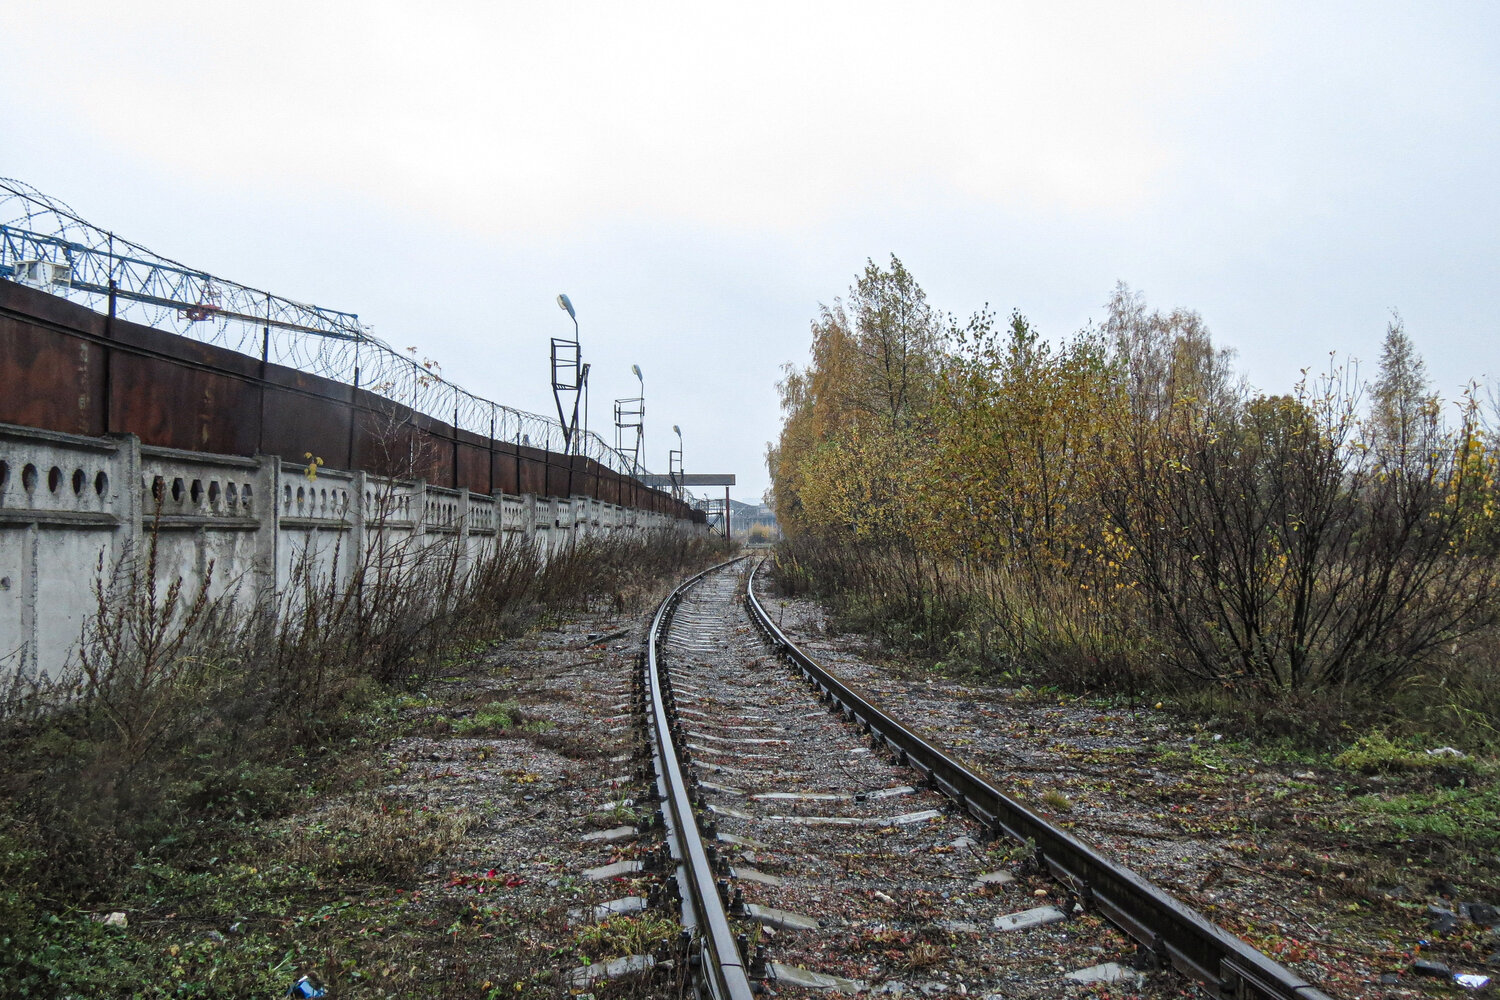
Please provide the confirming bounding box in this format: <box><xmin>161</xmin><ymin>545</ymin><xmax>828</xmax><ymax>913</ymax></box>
<box><xmin>632</xmin><ymin>364</ymin><xmax>644</xmax><ymax>476</ymax></box>
<box><xmin>669</xmin><ymin>424</ymin><xmax>684</xmax><ymax>501</ymax></box>
<box><xmin>552</xmin><ymin>293</ymin><xmax>590</xmax><ymax>500</ymax></box>
<box><xmin>613</xmin><ymin>364</ymin><xmax>645</xmax><ymax>478</ymax></box>
<box><xmin>551</xmin><ymin>293</ymin><xmax>588</xmax><ymax>454</ymax></box>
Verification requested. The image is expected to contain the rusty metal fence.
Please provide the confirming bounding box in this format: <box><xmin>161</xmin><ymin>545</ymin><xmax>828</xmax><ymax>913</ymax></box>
<box><xmin>0</xmin><ymin>276</ymin><xmax>697</xmax><ymax>518</ymax></box>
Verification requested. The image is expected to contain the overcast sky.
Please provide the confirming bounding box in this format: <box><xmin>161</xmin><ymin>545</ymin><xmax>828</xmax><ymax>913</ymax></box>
<box><xmin>4</xmin><ymin>2</ymin><xmax>1496</xmax><ymax>500</ymax></box>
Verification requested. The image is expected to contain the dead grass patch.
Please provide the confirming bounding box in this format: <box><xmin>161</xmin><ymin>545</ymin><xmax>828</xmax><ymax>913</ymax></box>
<box><xmin>276</xmin><ymin>794</ymin><xmax>476</xmax><ymax>881</ymax></box>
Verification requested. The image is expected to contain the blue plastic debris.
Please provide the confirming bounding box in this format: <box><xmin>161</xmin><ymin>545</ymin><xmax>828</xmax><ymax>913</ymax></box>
<box><xmin>286</xmin><ymin>975</ymin><xmax>327</xmax><ymax>998</ymax></box>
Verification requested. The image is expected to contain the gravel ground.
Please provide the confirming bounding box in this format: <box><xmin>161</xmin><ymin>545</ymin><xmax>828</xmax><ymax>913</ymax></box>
<box><xmin>365</xmin><ymin>594</ymin><xmax>691</xmax><ymax>997</ymax></box>
<box><xmin>323</xmin><ymin>560</ymin><xmax>1496</xmax><ymax>999</ymax></box>
<box><xmin>752</xmin><ymin>572</ymin><xmax>1500</xmax><ymax>1000</ymax></box>
<box><xmin>665</xmin><ymin>564</ymin><xmax>1194</xmax><ymax>1000</ymax></box>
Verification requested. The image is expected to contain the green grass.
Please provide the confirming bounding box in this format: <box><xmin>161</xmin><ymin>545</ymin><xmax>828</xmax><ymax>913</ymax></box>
<box><xmin>1039</xmin><ymin>789</ymin><xmax>1073</xmax><ymax>812</ymax></box>
<box><xmin>1151</xmin><ymin>738</ymin><xmax>1235</xmax><ymax>774</ymax></box>
<box><xmin>1353</xmin><ymin>781</ymin><xmax>1500</xmax><ymax>854</ymax></box>
<box><xmin>1</xmin><ymin>719</ymin><xmax>526</xmax><ymax>997</ymax></box>
<box><xmin>0</xmin><ymin>842</ymin><xmax>352</xmax><ymax>998</ymax></box>
<box><xmin>1333</xmin><ymin>731</ymin><xmax>1475</xmax><ymax>774</ymax></box>
<box><xmin>453</xmin><ymin>698</ymin><xmax>522</xmax><ymax>735</ymax></box>
<box><xmin>572</xmin><ymin>913</ymin><xmax>681</xmax><ymax>961</ymax></box>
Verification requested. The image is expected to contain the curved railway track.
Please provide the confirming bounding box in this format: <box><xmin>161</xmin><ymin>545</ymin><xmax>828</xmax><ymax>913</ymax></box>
<box><xmin>630</xmin><ymin>558</ymin><xmax>1334</xmax><ymax>999</ymax></box>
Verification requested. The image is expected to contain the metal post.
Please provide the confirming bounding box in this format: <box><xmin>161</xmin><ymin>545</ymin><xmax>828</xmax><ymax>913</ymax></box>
<box><xmin>261</xmin><ymin>293</ymin><xmax>271</xmax><ymax>364</ymax></box>
<box><xmin>552</xmin><ymin>294</ymin><xmax>582</xmax><ymax>455</ymax></box>
<box><xmin>257</xmin><ymin>292</ymin><xmax>270</xmax><ymax>455</ymax></box>
<box><xmin>103</xmin><ymin>279</ymin><xmax>116</xmax><ymax>435</ymax></box>
<box><xmin>580</xmin><ymin>363</ymin><xmax>590</xmax><ymax>453</ymax></box>
<box><xmin>102</xmin><ymin>234</ymin><xmax>116</xmax><ymax>435</ymax></box>
<box><xmin>347</xmin><ymin>364</ymin><xmax>360</xmax><ymax>470</ymax></box>
<box><xmin>106</xmin><ymin>234</ymin><xmax>117</xmax><ymax>319</ymax></box>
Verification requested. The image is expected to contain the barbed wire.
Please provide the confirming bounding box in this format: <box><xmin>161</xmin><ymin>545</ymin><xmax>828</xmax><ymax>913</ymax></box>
<box><xmin>0</xmin><ymin>178</ymin><xmax>687</xmax><ymax>491</ymax></box>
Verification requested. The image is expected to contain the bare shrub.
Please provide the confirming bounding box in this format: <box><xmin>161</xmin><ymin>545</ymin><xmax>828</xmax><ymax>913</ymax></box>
<box><xmin>0</xmin><ymin>652</ymin><xmax>64</xmax><ymax>723</ymax></box>
<box><xmin>73</xmin><ymin>519</ymin><xmax>238</xmax><ymax>765</ymax></box>
<box><xmin>270</xmin><ymin>527</ymin><xmax>468</xmax><ymax>710</ymax></box>
<box><xmin>468</xmin><ymin>530</ymin><xmax>546</xmax><ymax>624</ymax></box>
<box><xmin>1101</xmin><ymin>367</ymin><xmax>1500</xmax><ymax>693</ymax></box>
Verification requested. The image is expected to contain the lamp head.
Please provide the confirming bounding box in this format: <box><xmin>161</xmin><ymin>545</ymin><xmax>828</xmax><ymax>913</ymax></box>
<box><xmin>556</xmin><ymin>293</ymin><xmax>576</xmax><ymax>319</ymax></box>
<box><xmin>673</xmin><ymin>424</ymin><xmax>681</xmax><ymax>438</ymax></box>
<box><xmin>631</xmin><ymin>364</ymin><xmax>642</xmax><ymax>382</ymax></box>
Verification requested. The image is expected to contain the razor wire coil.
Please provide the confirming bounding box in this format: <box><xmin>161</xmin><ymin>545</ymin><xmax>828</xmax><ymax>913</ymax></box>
<box><xmin>0</xmin><ymin>178</ymin><xmax>684</xmax><ymax>489</ymax></box>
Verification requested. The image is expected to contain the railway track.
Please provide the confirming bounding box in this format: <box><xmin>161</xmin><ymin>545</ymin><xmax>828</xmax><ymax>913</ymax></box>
<box><xmin>627</xmin><ymin>558</ymin><xmax>1334</xmax><ymax>999</ymax></box>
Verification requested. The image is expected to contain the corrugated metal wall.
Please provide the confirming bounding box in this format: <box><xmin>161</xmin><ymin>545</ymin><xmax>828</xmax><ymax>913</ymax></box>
<box><xmin>0</xmin><ymin>279</ymin><xmax>700</xmax><ymax>521</ymax></box>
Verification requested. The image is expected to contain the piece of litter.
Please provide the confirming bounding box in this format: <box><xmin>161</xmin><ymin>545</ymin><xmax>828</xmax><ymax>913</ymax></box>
<box><xmin>973</xmin><ymin>871</ymin><xmax>1015</xmax><ymax>887</ymax></box>
<box><xmin>1454</xmin><ymin>973</ymin><xmax>1490</xmax><ymax>990</ymax></box>
<box><xmin>932</xmin><ymin>920</ymin><xmax>985</xmax><ymax>934</ymax></box>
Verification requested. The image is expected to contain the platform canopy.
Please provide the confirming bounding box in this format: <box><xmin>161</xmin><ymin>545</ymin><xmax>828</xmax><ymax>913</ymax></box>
<box><xmin>639</xmin><ymin>473</ymin><xmax>735</xmax><ymax>487</ymax></box>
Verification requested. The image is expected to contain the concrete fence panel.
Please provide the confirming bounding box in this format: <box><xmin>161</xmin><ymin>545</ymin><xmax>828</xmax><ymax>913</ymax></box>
<box><xmin>1</xmin><ymin>422</ymin><xmax>702</xmax><ymax>685</ymax></box>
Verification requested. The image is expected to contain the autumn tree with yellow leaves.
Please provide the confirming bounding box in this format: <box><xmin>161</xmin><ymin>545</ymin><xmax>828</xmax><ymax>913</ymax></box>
<box><xmin>769</xmin><ymin>255</ymin><xmax>944</xmax><ymax>539</ymax></box>
<box><xmin>771</xmin><ymin>264</ymin><xmax>1500</xmax><ymax>712</ymax></box>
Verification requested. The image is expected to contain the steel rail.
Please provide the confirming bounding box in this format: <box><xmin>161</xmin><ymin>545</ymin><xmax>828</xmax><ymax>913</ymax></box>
<box><xmin>744</xmin><ymin>560</ymin><xmax>1335</xmax><ymax>1000</ymax></box>
<box><xmin>645</xmin><ymin>557</ymin><xmax>755</xmax><ymax>1000</ymax></box>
